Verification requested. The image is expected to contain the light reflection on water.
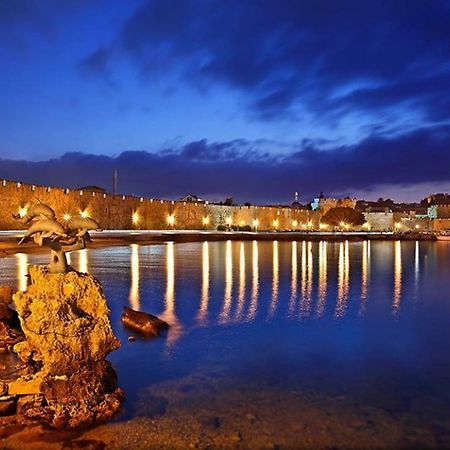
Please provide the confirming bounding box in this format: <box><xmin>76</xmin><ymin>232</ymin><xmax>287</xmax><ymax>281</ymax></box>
<box><xmin>2</xmin><ymin>239</ymin><xmax>450</xmax><ymax>431</ymax></box>
<box><xmin>16</xmin><ymin>252</ymin><xmax>28</xmax><ymax>292</ymax></box>
<box><xmin>393</xmin><ymin>240</ymin><xmax>402</xmax><ymax>315</ymax></box>
<box><xmin>3</xmin><ymin>240</ymin><xmax>428</xmax><ymax>328</ymax></box>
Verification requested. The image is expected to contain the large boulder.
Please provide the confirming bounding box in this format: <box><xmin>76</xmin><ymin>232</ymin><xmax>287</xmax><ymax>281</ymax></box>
<box><xmin>122</xmin><ymin>306</ymin><xmax>169</xmax><ymax>337</ymax></box>
<box><xmin>7</xmin><ymin>266</ymin><xmax>123</xmax><ymax>429</ymax></box>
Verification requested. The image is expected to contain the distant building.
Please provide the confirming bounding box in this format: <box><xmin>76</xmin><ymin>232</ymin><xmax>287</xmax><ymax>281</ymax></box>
<box><xmin>428</xmin><ymin>205</ymin><xmax>450</xmax><ymax>219</ymax></box>
<box><xmin>291</xmin><ymin>191</ymin><xmax>304</xmax><ymax>209</ymax></box>
<box><xmin>424</xmin><ymin>193</ymin><xmax>450</xmax><ymax>206</ymax></box>
<box><xmin>311</xmin><ymin>192</ymin><xmax>356</xmax><ymax>214</ymax></box>
<box><xmin>179</xmin><ymin>194</ymin><xmax>205</xmax><ymax>203</ymax></box>
<box><xmin>79</xmin><ymin>185</ymin><xmax>106</xmax><ymax>193</ymax></box>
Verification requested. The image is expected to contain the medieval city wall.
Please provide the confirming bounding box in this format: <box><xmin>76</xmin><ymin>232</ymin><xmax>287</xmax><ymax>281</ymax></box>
<box><xmin>0</xmin><ymin>179</ymin><xmax>318</xmax><ymax>231</ymax></box>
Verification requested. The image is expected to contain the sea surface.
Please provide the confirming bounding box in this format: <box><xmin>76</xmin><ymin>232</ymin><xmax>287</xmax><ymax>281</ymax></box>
<box><xmin>1</xmin><ymin>239</ymin><xmax>450</xmax><ymax>447</ymax></box>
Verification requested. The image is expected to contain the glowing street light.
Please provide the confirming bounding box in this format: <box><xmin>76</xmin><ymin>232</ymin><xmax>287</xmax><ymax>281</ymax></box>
<box><xmin>395</xmin><ymin>222</ymin><xmax>402</xmax><ymax>230</ymax></box>
<box><xmin>252</xmin><ymin>219</ymin><xmax>259</xmax><ymax>231</ymax></box>
<box><xmin>226</xmin><ymin>216</ymin><xmax>232</xmax><ymax>226</ymax></box>
<box><xmin>273</xmin><ymin>219</ymin><xmax>279</xmax><ymax>229</ymax></box>
<box><xmin>202</xmin><ymin>216</ymin><xmax>210</xmax><ymax>226</ymax></box>
<box><xmin>63</xmin><ymin>213</ymin><xmax>71</xmax><ymax>221</ymax></box>
<box><xmin>319</xmin><ymin>223</ymin><xmax>328</xmax><ymax>230</ymax></box>
<box><xmin>292</xmin><ymin>220</ymin><xmax>298</xmax><ymax>228</ymax></box>
<box><xmin>167</xmin><ymin>214</ymin><xmax>175</xmax><ymax>226</ymax></box>
<box><xmin>80</xmin><ymin>209</ymin><xmax>89</xmax><ymax>218</ymax></box>
<box><xmin>132</xmin><ymin>211</ymin><xmax>140</xmax><ymax>225</ymax></box>
<box><xmin>18</xmin><ymin>206</ymin><xmax>28</xmax><ymax>218</ymax></box>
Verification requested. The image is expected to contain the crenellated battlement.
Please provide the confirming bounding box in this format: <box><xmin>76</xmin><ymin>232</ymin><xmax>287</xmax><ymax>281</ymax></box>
<box><xmin>0</xmin><ymin>178</ymin><xmax>317</xmax><ymax>231</ymax></box>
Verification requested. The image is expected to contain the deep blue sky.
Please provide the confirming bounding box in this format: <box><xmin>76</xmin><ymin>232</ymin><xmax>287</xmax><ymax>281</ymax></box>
<box><xmin>1</xmin><ymin>0</ymin><xmax>450</xmax><ymax>203</ymax></box>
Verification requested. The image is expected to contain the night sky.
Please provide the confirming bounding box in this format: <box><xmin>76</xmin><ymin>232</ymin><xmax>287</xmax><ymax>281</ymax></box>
<box><xmin>1</xmin><ymin>0</ymin><xmax>450</xmax><ymax>204</ymax></box>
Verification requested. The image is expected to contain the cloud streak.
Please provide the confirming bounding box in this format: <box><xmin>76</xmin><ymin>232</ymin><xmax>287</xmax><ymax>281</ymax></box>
<box><xmin>1</xmin><ymin>126</ymin><xmax>449</xmax><ymax>203</ymax></box>
<box><xmin>81</xmin><ymin>0</ymin><xmax>450</xmax><ymax>128</ymax></box>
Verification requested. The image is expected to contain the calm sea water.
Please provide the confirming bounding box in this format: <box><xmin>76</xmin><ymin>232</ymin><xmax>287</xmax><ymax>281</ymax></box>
<box><xmin>1</xmin><ymin>240</ymin><xmax>450</xmax><ymax>442</ymax></box>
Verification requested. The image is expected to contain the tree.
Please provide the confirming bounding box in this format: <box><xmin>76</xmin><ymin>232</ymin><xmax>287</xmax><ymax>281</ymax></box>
<box><xmin>322</xmin><ymin>207</ymin><xmax>365</xmax><ymax>228</ymax></box>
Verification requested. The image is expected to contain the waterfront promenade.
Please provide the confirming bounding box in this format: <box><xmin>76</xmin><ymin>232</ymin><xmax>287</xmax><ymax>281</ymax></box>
<box><xmin>0</xmin><ymin>229</ymin><xmax>436</xmax><ymax>257</ymax></box>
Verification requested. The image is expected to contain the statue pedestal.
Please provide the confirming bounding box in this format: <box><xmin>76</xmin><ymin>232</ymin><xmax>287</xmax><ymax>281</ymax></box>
<box><xmin>9</xmin><ymin>266</ymin><xmax>123</xmax><ymax>429</ymax></box>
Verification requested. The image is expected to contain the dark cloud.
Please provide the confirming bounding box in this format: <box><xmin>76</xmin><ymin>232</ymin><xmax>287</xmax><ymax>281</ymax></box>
<box><xmin>1</xmin><ymin>126</ymin><xmax>449</xmax><ymax>203</ymax></box>
<box><xmin>80</xmin><ymin>0</ymin><xmax>450</xmax><ymax>124</ymax></box>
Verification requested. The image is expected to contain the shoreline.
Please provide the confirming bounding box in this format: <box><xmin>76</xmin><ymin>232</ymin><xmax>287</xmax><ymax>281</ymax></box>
<box><xmin>0</xmin><ymin>230</ymin><xmax>437</xmax><ymax>258</ymax></box>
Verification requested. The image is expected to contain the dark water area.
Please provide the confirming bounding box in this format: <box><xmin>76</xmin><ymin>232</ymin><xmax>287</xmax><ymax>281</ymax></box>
<box><xmin>1</xmin><ymin>240</ymin><xmax>450</xmax><ymax>447</ymax></box>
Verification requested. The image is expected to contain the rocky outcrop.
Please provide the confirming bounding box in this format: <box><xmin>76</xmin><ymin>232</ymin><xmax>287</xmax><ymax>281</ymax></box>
<box><xmin>1</xmin><ymin>266</ymin><xmax>123</xmax><ymax>429</ymax></box>
<box><xmin>122</xmin><ymin>306</ymin><xmax>169</xmax><ymax>337</ymax></box>
<box><xmin>0</xmin><ymin>285</ymin><xmax>23</xmax><ymax>353</ymax></box>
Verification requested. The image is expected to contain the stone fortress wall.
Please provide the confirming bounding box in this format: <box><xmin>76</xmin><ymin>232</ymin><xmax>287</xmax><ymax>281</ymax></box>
<box><xmin>1</xmin><ymin>178</ymin><xmax>450</xmax><ymax>232</ymax></box>
<box><xmin>0</xmin><ymin>179</ymin><xmax>319</xmax><ymax>231</ymax></box>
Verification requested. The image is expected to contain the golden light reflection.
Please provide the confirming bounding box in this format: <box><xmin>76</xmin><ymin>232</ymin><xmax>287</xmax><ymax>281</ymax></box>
<box><xmin>393</xmin><ymin>240</ymin><xmax>402</xmax><ymax>315</ymax></box>
<box><xmin>300</xmin><ymin>241</ymin><xmax>313</xmax><ymax>318</ymax></box>
<box><xmin>129</xmin><ymin>244</ymin><xmax>140</xmax><ymax>310</ymax></box>
<box><xmin>80</xmin><ymin>209</ymin><xmax>89</xmax><ymax>218</ymax></box>
<box><xmin>197</xmin><ymin>241</ymin><xmax>210</xmax><ymax>325</ymax></box>
<box><xmin>220</xmin><ymin>240</ymin><xmax>233</xmax><ymax>323</ymax></box>
<box><xmin>160</xmin><ymin>242</ymin><xmax>183</xmax><ymax>346</ymax></box>
<box><xmin>78</xmin><ymin>249</ymin><xmax>88</xmax><ymax>273</ymax></box>
<box><xmin>414</xmin><ymin>240</ymin><xmax>419</xmax><ymax>301</ymax></box>
<box><xmin>316</xmin><ymin>241</ymin><xmax>327</xmax><ymax>318</ymax></box>
<box><xmin>268</xmin><ymin>241</ymin><xmax>279</xmax><ymax>318</ymax></box>
<box><xmin>236</xmin><ymin>242</ymin><xmax>246</xmax><ymax>320</ymax></box>
<box><xmin>288</xmin><ymin>241</ymin><xmax>298</xmax><ymax>317</ymax></box>
<box><xmin>335</xmin><ymin>241</ymin><xmax>350</xmax><ymax>318</ymax></box>
<box><xmin>16</xmin><ymin>253</ymin><xmax>28</xmax><ymax>291</ymax></box>
<box><xmin>247</xmin><ymin>240</ymin><xmax>259</xmax><ymax>321</ymax></box>
<box><xmin>359</xmin><ymin>240</ymin><xmax>370</xmax><ymax>315</ymax></box>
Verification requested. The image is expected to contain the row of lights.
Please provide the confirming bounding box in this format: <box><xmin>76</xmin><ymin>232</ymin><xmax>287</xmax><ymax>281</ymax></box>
<box><xmin>16</xmin><ymin>205</ymin><xmax>424</xmax><ymax>231</ymax></box>
<box><xmin>17</xmin><ymin>206</ymin><xmax>90</xmax><ymax>221</ymax></box>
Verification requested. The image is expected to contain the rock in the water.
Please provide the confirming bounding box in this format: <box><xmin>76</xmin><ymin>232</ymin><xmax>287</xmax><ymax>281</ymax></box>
<box><xmin>0</xmin><ymin>285</ymin><xmax>13</xmax><ymax>305</ymax></box>
<box><xmin>0</xmin><ymin>296</ymin><xmax>23</xmax><ymax>351</ymax></box>
<box><xmin>10</xmin><ymin>265</ymin><xmax>123</xmax><ymax>429</ymax></box>
<box><xmin>121</xmin><ymin>306</ymin><xmax>169</xmax><ymax>336</ymax></box>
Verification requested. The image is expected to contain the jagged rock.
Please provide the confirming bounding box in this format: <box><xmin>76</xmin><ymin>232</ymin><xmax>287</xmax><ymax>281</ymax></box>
<box><xmin>121</xmin><ymin>306</ymin><xmax>169</xmax><ymax>336</ymax></box>
<box><xmin>13</xmin><ymin>266</ymin><xmax>120</xmax><ymax>374</ymax></box>
<box><xmin>8</xmin><ymin>378</ymin><xmax>41</xmax><ymax>396</ymax></box>
<box><xmin>10</xmin><ymin>265</ymin><xmax>123</xmax><ymax>429</ymax></box>
<box><xmin>0</xmin><ymin>400</ymin><xmax>16</xmax><ymax>416</ymax></box>
<box><xmin>0</xmin><ymin>285</ymin><xmax>13</xmax><ymax>305</ymax></box>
